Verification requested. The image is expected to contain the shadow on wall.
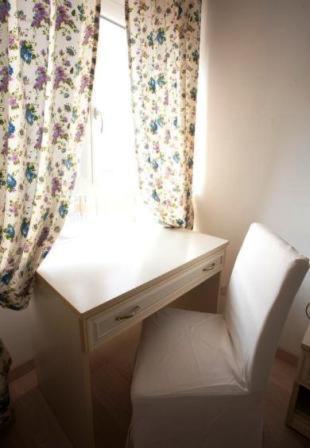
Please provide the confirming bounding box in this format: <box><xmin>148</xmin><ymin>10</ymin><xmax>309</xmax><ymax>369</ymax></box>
<box><xmin>0</xmin><ymin>303</ymin><xmax>35</xmax><ymax>368</ymax></box>
<box><xmin>194</xmin><ymin>0</ymin><xmax>310</xmax><ymax>355</ymax></box>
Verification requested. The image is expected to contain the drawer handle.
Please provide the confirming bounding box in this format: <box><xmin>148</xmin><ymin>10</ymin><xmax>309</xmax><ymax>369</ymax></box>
<box><xmin>115</xmin><ymin>305</ymin><xmax>141</xmax><ymax>321</ymax></box>
<box><xmin>203</xmin><ymin>262</ymin><xmax>216</xmax><ymax>272</ymax></box>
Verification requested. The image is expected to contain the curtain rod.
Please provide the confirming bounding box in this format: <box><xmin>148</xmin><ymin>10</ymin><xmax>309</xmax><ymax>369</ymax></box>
<box><xmin>100</xmin><ymin>14</ymin><xmax>126</xmax><ymax>30</ymax></box>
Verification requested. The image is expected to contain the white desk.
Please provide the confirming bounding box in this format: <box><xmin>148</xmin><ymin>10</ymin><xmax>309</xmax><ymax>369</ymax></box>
<box><xmin>33</xmin><ymin>223</ymin><xmax>228</xmax><ymax>448</ymax></box>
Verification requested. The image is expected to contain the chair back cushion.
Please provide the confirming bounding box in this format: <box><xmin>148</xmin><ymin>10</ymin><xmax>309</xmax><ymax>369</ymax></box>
<box><xmin>224</xmin><ymin>223</ymin><xmax>309</xmax><ymax>391</ymax></box>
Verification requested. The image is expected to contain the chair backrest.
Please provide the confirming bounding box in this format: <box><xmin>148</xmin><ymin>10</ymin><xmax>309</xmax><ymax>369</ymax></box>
<box><xmin>224</xmin><ymin>223</ymin><xmax>309</xmax><ymax>392</ymax></box>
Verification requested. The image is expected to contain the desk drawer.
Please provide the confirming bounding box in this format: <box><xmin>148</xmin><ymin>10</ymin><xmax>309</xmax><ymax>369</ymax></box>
<box><xmin>86</xmin><ymin>252</ymin><xmax>224</xmax><ymax>350</ymax></box>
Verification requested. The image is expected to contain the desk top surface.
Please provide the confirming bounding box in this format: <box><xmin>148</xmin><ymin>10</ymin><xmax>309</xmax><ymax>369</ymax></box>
<box><xmin>37</xmin><ymin>222</ymin><xmax>228</xmax><ymax>316</ymax></box>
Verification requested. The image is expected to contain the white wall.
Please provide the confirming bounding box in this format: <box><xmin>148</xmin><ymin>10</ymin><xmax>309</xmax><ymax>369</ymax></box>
<box><xmin>195</xmin><ymin>0</ymin><xmax>310</xmax><ymax>356</ymax></box>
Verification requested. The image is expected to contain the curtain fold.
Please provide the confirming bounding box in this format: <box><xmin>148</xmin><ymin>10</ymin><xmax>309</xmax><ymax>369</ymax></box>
<box><xmin>126</xmin><ymin>0</ymin><xmax>202</xmax><ymax>229</ymax></box>
<box><xmin>0</xmin><ymin>0</ymin><xmax>100</xmax><ymax>428</ymax></box>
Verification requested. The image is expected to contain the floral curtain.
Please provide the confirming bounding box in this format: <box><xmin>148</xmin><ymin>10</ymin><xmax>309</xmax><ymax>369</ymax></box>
<box><xmin>125</xmin><ymin>0</ymin><xmax>202</xmax><ymax>229</ymax></box>
<box><xmin>0</xmin><ymin>0</ymin><xmax>100</xmax><ymax>428</ymax></box>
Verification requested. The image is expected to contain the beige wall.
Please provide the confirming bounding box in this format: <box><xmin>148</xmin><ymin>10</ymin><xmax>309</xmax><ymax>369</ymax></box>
<box><xmin>195</xmin><ymin>0</ymin><xmax>310</xmax><ymax>356</ymax></box>
<box><xmin>0</xmin><ymin>305</ymin><xmax>34</xmax><ymax>367</ymax></box>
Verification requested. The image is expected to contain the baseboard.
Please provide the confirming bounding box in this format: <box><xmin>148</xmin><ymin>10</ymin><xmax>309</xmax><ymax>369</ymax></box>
<box><xmin>9</xmin><ymin>359</ymin><xmax>35</xmax><ymax>383</ymax></box>
<box><xmin>276</xmin><ymin>348</ymin><xmax>298</xmax><ymax>367</ymax></box>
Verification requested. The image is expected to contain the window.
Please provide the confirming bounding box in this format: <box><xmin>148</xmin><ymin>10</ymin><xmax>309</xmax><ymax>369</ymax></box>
<box><xmin>69</xmin><ymin>2</ymin><xmax>139</xmax><ymax>229</ymax></box>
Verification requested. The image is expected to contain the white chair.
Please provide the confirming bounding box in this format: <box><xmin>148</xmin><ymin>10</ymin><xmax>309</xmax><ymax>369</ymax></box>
<box><xmin>128</xmin><ymin>223</ymin><xmax>309</xmax><ymax>448</ymax></box>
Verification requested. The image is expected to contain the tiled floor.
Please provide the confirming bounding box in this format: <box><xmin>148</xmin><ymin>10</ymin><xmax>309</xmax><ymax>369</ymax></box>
<box><xmin>0</xmin><ymin>327</ymin><xmax>309</xmax><ymax>448</ymax></box>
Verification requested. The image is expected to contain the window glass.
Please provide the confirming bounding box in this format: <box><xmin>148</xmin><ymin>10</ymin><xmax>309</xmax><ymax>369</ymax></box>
<box><xmin>68</xmin><ymin>15</ymin><xmax>138</xmax><ymax>231</ymax></box>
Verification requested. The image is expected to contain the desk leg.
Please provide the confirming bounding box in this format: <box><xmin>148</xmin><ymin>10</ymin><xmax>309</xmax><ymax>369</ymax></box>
<box><xmin>32</xmin><ymin>278</ymin><xmax>95</xmax><ymax>448</ymax></box>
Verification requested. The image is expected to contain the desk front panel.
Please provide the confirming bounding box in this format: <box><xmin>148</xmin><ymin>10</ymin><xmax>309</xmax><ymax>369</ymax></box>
<box><xmin>85</xmin><ymin>250</ymin><xmax>225</xmax><ymax>351</ymax></box>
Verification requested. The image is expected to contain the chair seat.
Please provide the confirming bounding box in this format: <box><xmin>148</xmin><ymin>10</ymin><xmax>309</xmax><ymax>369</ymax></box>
<box><xmin>129</xmin><ymin>309</ymin><xmax>260</xmax><ymax>448</ymax></box>
<box><xmin>132</xmin><ymin>308</ymin><xmax>247</xmax><ymax>399</ymax></box>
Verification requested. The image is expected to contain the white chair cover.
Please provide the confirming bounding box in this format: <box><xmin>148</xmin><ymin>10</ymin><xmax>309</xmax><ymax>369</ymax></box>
<box><xmin>129</xmin><ymin>223</ymin><xmax>309</xmax><ymax>448</ymax></box>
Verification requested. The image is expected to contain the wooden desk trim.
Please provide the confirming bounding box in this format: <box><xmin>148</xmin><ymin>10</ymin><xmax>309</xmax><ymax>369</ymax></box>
<box><xmin>84</xmin><ymin>249</ymin><xmax>226</xmax><ymax>352</ymax></box>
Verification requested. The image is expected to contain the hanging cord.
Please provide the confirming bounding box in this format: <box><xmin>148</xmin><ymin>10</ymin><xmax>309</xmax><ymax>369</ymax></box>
<box><xmin>306</xmin><ymin>303</ymin><xmax>310</xmax><ymax>319</ymax></box>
